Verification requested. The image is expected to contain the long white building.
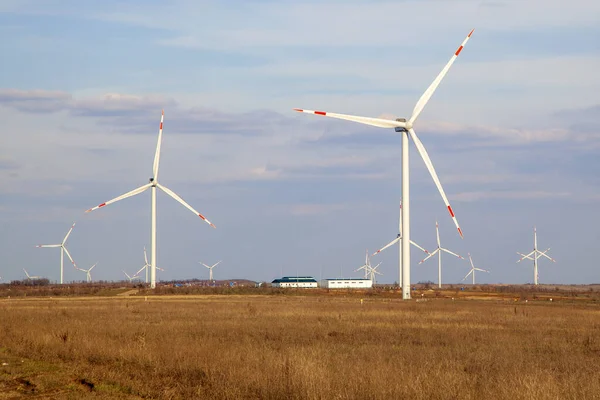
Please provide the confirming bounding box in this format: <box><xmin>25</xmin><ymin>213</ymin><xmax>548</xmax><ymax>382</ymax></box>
<box><xmin>271</xmin><ymin>276</ymin><xmax>318</xmax><ymax>288</ymax></box>
<box><xmin>321</xmin><ymin>279</ymin><xmax>373</xmax><ymax>289</ymax></box>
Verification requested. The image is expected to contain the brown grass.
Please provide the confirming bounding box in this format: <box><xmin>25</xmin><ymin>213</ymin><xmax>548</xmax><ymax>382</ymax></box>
<box><xmin>1</xmin><ymin>295</ymin><xmax>599</xmax><ymax>399</ymax></box>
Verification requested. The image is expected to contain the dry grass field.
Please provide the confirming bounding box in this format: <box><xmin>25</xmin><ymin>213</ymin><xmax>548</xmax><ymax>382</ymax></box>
<box><xmin>1</xmin><ymin>294</ymin><xmax>599</xmax><ymax>399</ymax></box>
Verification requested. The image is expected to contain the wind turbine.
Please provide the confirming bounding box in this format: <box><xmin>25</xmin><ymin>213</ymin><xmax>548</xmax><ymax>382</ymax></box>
<box><xmin>355</xmin><ymin>250</ymin><xmax>382</xmax><ymax>283</ymax></box>
<box><xmin>463</xmin><ymin>253</ymin><xmax>489</xmax><ymax>285</ymax></box>
<box><xmin>419</xmin><ymin>221</ymin><xmax>464</xmax><ymax>288</ymax></box>
<box><xmin>137</xmin><ymin>247</ymin><xmax>151</xmax><ymax>283</ymax></box>
<box><xmin>200</xmin><ymin>260</ymin><xmax>222</xmax><ymax>282</ymax></box>
<box><xmin>355</xmin><ymin>250</ymin><xmax>371</xmax><ymax>279</ymax></box>
<box><xmin>23</xmin><ymin>268</ymin><xmax>42</xmax><ymax>281</ymax></box>
<box><xmin>136</xmin><ymin>248</ymin><xmax>164</xmax><ymax>283</ymax></box>
<box><xmin>294</xmin><ymin>30</ymin><xmax>474</xmax><ymax>299</ymax></box>
<box><xmin>85</xmin><ymin>111</ymin><xmax>216</xmax><ymax>289</ymax></box>
<box><xmin>35</xmin><ymin>222</ymin><xmax>77</xmax><ymax>284</ymax></box>
<box><xmin>368</xmin><ymin>262</ymin><xmax>383</xmax><ymax>284</ymax></box>
<box><xmin>517</xmin><ymin>226</ymin><xmax>555</xmax><ymax>285</ymax></box>
<box><xmin>76</xmin><ymin>262</ymin><xmax>97</xmax><ymax>283</ymax></box>
<box><xmin>372</xmin><ymin>201</ymin><xmax>429</xmax><ymax>286</ymax></box>
<box><xmin>123</xmin><ymin>270</ymin><xmax>140</xmax><ymax>283</ymax></box>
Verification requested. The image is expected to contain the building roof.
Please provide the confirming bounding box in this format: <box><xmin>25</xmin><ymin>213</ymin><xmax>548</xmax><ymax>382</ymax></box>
<box><xmin>322</xmin><ymin>278</ymin><xmax>371</xmax><ymax>281</ymax></box>
<box><xmin>271</xmin><ymin>276</ymin><xmax>317</xmax><ymax>283</ymax></box>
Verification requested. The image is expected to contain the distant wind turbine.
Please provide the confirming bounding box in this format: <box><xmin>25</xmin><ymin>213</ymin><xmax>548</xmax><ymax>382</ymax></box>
<box><xmin>463</xmin><ymin>253</ymin><xmax>489</xmax><ymax>285</ymax></box>
<box><xmin>23</xmin><ymin>268</ymin><xmax>42</xmax><ymax>281</ymax></box>
<box><xmin>123</xmin><ymin>270</ymin><xmax>140</xmax><ymax>283</ymax></box>
<box><xmin>355</xmin><ymin>250</ymin><xmax>382</xmax><ymax>283</ymax></box>
<box><xmin>419</xmin><ymin>221</ymin><xmax>464</xmax><ymax>288</ymax></box>
<box><xmin>372</xmin><ymin>202</ymin><xmax>428</xmax><ymax>287</ymax></box>
<box><xmin>517</xmin><ymin>227</ymin><xmax>555</xmax><ymax>285</ymax></box>
<box><xmin>85</xmin><ymin>111</ymin><xmax>216</xmax><ymax>289</ymax></box>
<box><xmin>35</xmin><ymin>222</ymin><xmax>77</xmax><ymax>284</ymax></box>
<box><xmin>136</xmin><ymin>247</ymin><xmax>164</xmax><ymax>282</ymax></box>
<box><xmin>294</xmin><ymin>30</ymin><xmax>474</xmax><ymax>299</ymax></box>
<box><xmin>76</xmin><ymin>262</ymin><xmax>97</xmax><ymax>283</ymax></box>
<box><xmin>200</xmin><ymin>260</ymin><xmax>222</xmax><ymax>282</ymax></box>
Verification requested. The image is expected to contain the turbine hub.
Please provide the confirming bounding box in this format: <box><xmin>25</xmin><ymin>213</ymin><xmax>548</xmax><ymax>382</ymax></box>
<box><xmin>395</xmin><ymin>118</ymin><xmax>411</xmax><ymax>132</ymax></box>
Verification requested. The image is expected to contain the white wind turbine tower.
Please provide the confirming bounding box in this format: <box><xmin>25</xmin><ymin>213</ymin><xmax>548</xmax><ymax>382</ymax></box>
<box><xmin>372</xmin><ymin>201</ymin><xmax>429</xmax><ymax>286</ymax></box>
<box><xmin>85</xmin><ymin>111</ymin><xmax>216</xmax><ymax>289</ymax></box>
<box><xmin>463</xmin><ymin>253</ymin><xmax>489</xmax><ymax>285</ymax></box>
<box><xmin>77</xmin><ymin>262</ymin><xmax>97</xmax><ymax>283</ymax></box>
<box><xmin>419</xmin><ymin>221</ymin><xmax>464</xmax><ymax>288</ymax></box>
<box><xmin>517</xmin><ymin>226</ymin><xmax>555</xmax><ymax>285</ymax></box>
<box><xmin>294</xmin><ymin>30</ymin><xmax>474</xmax><ymax>299</ymax></box>
<box><xmin>200</xmin><ymin>260</ymin><xmax>222</xmax><ymax>282</ymax></box>
<box><xmin>35</xmin><ymin>222</ymin><xmax>77</xmax><ymax>284</ymax></box>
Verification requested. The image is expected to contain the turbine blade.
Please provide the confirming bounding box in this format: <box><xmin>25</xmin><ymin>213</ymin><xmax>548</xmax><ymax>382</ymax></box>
<box><xmin>419</xmin><ymin>248</ymin><xmax>439</xmax><ymax>264</ymax></box>
<box><xmin>408</xmin><ymin>128</ymin><xmax>463</xmax><ymax>238</ymax></box>
<box><xmin>144</xmin><ymin>247</ymin><xmax>149</xmax><ymax>265</ymax></box>
<box><xmin>135</xmin><ymin>265</ymin><xmax>146</xmax><ymax>276</ymax></box>
<box><xmin>538</xmin><ymin>249</ymin><xmax>556</xmax><ymax>262</ymax></box>
<box><xmin>123</xmin><ymin>271</ymin><xmax>131</xmax><ymax>280</ymax></box>
<box><xmin>212</xmin><ymin>261</ymin><xmax>222</xmax><ymax>268</ymax></box>
<box><xmin>475</xmin><ymin>268</ymin><xmax>489</xmax><ymax>273</ymax></box>
<box><xmin>63</xmin><ymin>246</ymin><xmax>77</xmax><ymax>268</ymax></box>
<box><xmin>36</xmin><ymin>244</ymin><xmax>61</xmax><ymax>248</ymax></box>
<box><xmin>441</xmin><ymin>248</ymin><xmax>463</xmax><ymax>259</ymax></box>
<box><xmin>372</xmin><ymin>237</ymin><xmax>400</xmax><ymax>256</ymax></box>
<box><xmin>85</xmin><ymin>183</ymin><xmax>152</xmax><ymax>213</ymax></box>
<box><xmin>409</xmin><ymin>240</ymin><xmax>429</xmax><ymax>254</ymax></box>
<box><xmin>517</xmin><ymin>250</ymin><xmax>535</xmax><ymax>263</ymax></box>
<box><xmin>157</xmin><ymin>183</ymin><xmax>216</xmax><ymax>228</ymax></box>
<box><xmin>462</xmin><ymin>269</ymin><xmax>473</xmax><ymax>281</ymax></box>
<box><xmin>62</xmin><ymin>222</ymin><xmax>76</xmax><ymax>244</ymax></box>
<box><xmin>435</xmin><ymin>221</ymin><xmax>441</xmax><ymax>247</ymax></box>
<box><xmin>89</xmin><ymin>263</ymin><xmax>97</xmax><ymax>271</ymax></box>
<box><xmin>409</xmin><ymin>29</ymin><xmax>474</xmax><ymax>124</ymax></box>
<box><xmin>152</xmin><ymin>110</ymin><xmax>164</xmax><ymax>180</ymax></box>
<box><xmin>293</xmin><ymin>108</ymin><xmax>406</xmax><ymax>129</ymax></box>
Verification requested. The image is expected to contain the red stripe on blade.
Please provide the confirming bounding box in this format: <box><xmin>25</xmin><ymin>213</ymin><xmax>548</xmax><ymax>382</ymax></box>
<box><xmin>159</xmin><ymin>122</ymin><xmax>163</xmax><ymax>129</ymax></box>
<box><xmin>458</xmin><ymin>227</ymin><xmax>464</xmax><ymax>238</ymax></box>
<box><xmin>98</xmin><ymin>203</ymin><xmax>106</xmax><ymax>208</ymax></box>
<box><xmin>198</xmin><ymin>213</ymin><xmax>206</xmax><ymax>220</ymax></box>
<box><xmin>293</xmin><ymin>108</ymin><xmax>303</xmax><ymax>112</ymax></box>
<box><xmin>468</xmin><ymin>29</ymin><xmax>474</xmax><ymax>37</ymax></box>
<box><xmin>315</xmin><ymin>111</ymin><xmax>326</xmax><ymax>115</ymax></box>
<box><xmin>447</xmin><ymin>206</ymin><xmax>455</xmax><ymax>218</ymax></box>
<box><xmin>455</xmin><ymin>46</ymin><xmax>464</xmax><ymax>56</ymax></box>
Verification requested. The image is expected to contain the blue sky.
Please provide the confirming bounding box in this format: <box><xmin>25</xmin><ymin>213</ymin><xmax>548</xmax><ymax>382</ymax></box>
<box><xmin>1</xmin><ymin>0</ymin><xmax>599</xmax><ymax>285</ymax></box>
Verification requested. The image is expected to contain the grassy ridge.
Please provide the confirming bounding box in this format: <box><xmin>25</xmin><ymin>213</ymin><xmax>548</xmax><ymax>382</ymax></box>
<box><xmin>1</xmin><ymin>295</ymin><xmax>599</xmax><ymax>399</ymax></box>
